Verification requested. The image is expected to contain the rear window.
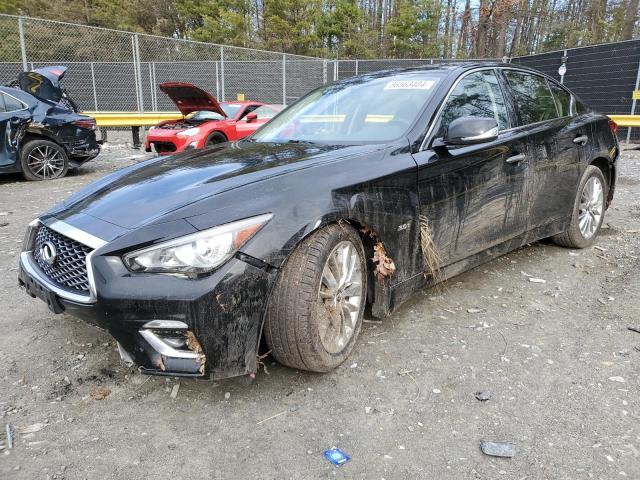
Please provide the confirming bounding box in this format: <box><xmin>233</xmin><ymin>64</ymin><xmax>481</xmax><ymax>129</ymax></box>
<box><xmin>548</xmin><ymin>82</ymin><xmax>572</xmax><ymax>117</ymax></box>
<box><xmin>504</xmin><ymin>71</ymin><xmax>558</xmax><ymax>125</ymax></box>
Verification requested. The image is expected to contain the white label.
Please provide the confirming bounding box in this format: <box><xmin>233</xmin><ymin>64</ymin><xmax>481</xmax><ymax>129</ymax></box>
<box><xmin>384</xmin><ymin>80</ymin><xmax>435</xmax><ymax>90</ymax></box>
<box><xmin>558</xmin><ymin>64</ymin><xmax>567</xmax><ymax>76</ymax></box>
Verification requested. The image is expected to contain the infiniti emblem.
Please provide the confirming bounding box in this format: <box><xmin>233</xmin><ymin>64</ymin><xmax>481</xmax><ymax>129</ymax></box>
<box><xmin>40</xmin><ymin>241</ymin><xmax>57</xmax><ymax>265</ymax></box>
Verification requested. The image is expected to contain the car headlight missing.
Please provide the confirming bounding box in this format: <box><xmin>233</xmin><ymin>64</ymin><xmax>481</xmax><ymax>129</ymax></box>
<box><xmin>123</xmin><ymin>214</ymin><xmax>273</xmax><ymax>275</ymax></box>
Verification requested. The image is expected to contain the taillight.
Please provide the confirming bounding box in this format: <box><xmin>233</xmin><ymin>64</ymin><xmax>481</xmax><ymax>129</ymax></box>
<box><xmin>608</xmin><ymin>119</ymin><xmax>618</xmax><ymax>135</ymax></box>
<box><xmin>72</xmin><ymin>119</ymin><xmax>96</xmax><ymax>131</ymax></box>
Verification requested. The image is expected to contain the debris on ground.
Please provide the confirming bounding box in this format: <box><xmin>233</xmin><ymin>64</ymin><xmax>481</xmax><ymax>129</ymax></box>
<box><xmin>323</xmin><ymin>447</ymin><xmax>350</xmax><ymax>466</ymax></box>
<box><xmin>170</xmin><ymin>384</ymin><xmax>180</xmax><ymax>399</ymax></box>
<box><xmin>90</xmin><ymin>387</ymin><xmax>112</xmax><ymax>400</ymax></box>
<box><xmin>474</xmin><ymin>390</ymin><xmax>491</xmax><ymax>401</ymax></box>
<box><xmin>480</xmin><ymin>440</ymin><xmax>517</xmax><ymax>458</ymax></box>
<box><xmin>372</xmin><ymin>242</ymin><xmax>396</xmax><ymax>280</ymax></box>
<box><xmin>528</xmin><ymin>278</ymin><xmax>546</xmax><ymax>283</ymax></box>
<box><xmin>628</xmin><ymin>326</ymin><xmax>640</xmax><ymax>334</ymax></box>
<box><xmin>467</xmin><ymin>308</ymin><xmax>483</xmax><ymax>314</ymax></box>
<box><xmin>20</xmin><ymin>423</ymin><xmax>46</xmax><ymax>434</ymax></box>
<box><xmin>224</xmin><ymin>392</ymin><xmax>231</xmax><ymax>400</ymax></box>
<box><xmin>5</xmin><ymin>423</ymin><xmax>13</xmax><ymax>449</ymax></box>
<box><xmin>608</xmin><ymin>376</ymin><xmax>625</xmax><ymax>383</ymax></box>
<box><xmin>256</xmin><ymin>411</ymin><xmax>287</xmax><ymax>425</ymax></box>
<box><xmin>419</xmin><ymin>214</ymin><xmax>440</xmax><ymax>279</ymax></box>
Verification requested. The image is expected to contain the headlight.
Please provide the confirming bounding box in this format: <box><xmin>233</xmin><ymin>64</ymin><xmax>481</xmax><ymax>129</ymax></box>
<box><xmin>176</xmin><ymin>127</ymin><xmax>201</xmax><ymax>138</ymax></box>
<box><xmin>123</xmin><ymin>214</ymin><xmax>272</xmax><ymax>275</ymax></box>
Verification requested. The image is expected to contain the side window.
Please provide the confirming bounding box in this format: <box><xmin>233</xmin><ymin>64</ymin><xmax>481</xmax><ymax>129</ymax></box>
<box><xmin>437</xmin><ymin>70</ymin><xmax>509</xmax><ymax>137</ymax></box>
<box><xmin>548</xmin><ymin>82</ymin><xmax>572</xmax><ymax>117</ymax></box>
<box><xmin>504</xmin><ymin>71</ymin><xmax>558</xmax><ymax>125</ymax></box>
<box><xmin>1</xmin><ymin>93</ymin><xmax>25</xmax><ymax>112</ymax></box>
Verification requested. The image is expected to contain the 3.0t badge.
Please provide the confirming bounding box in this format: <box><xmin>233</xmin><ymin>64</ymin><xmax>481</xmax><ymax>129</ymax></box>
<box><xmin>40</xmin><ymin>241</ymin><xmax>57</xmax><ymax>265</ymax></box>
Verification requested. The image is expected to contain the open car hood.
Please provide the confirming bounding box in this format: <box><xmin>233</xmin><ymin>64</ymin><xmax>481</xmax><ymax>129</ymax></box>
<box><xmin>159</xmin><ymin>82</ymin><xmax>227</xmax><ymax>117</ymax></box>
<box><xmin>18</xmin><ymin>65</ymin><xmax>67</xmax><ymax>103</ymax></box>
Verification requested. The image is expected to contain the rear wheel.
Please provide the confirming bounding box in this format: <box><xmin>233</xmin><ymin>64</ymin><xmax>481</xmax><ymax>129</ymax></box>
<box><xmin>20</xmin><ymin>139</ymin><xmax>69</xmax><ymax>181</ymax></box>
<box><xmin>204</xmin><ymin>132</ymin><xmax>227</xmax><ymax>147</ymax></box>
<box><xmin>552</xmin><ymin>165</ymin><xmax>606</xmax><ymax>248</ymax></box>
<box><xmin>265</xmin><ymin>224</ymin><xmax>367</xmax><ymax>372</ymax></box>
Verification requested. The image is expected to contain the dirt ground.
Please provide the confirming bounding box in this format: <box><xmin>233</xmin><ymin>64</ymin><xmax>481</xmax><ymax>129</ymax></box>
<box><xmin>0</xmin><ymin>142</ymin><xmax>639</xmax><ymax>480</ymax></box>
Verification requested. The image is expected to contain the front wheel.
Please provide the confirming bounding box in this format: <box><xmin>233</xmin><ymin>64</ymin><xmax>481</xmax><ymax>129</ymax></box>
<box><xmin>204</xmin><ymin>131</ymin><xmax>227</xmax><ymax>147</ymax></box>
<box><xmin>20</xmin><ymin>139</ymin><xmax>69</xmax><ymax>181</ymax></box>
<box><xmin>265</xmin><ymin>224</ymin><xmax>367</xmax><ymax>372</ymax></box>
<box><xmin>552</xmin><ymin>165</ymin><xmax>606</xmax><ymax>248</ymax></box>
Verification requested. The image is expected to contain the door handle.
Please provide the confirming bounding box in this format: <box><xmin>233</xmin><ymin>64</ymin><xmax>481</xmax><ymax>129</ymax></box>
<box><xmin>573</xmin><ymin>135</ymin><xmax>588</xmax><ymax>145</ymax></box>
<box><xmin>506</xmin><ymin>153</ymin><xmax>525</xmax><ymax>164</ymax></box>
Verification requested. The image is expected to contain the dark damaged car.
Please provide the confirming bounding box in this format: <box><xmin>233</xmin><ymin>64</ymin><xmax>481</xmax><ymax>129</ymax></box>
<box><xmin>1</xmin><ymin>66</ymin><xmax>99</xmax><ymax>181</ymax></box>
<box><xmin>19</xmin><ymin>63</ymin><xmax>618</xmax><ymax>379</ymax></box>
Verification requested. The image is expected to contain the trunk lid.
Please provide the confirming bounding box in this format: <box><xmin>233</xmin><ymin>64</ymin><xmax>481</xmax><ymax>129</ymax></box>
<box><xmin>18</xmin><ymin>65</ymin><xmax>68</xmax><ymax>103</ymax></box>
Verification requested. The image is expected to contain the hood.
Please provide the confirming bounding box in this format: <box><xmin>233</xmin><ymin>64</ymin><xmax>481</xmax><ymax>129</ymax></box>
<box><xmin>159</xmin><ymin>82</ymin><xmax>226</xmax><ymax>117</ymax></box>
<box><xmin>18</xmin><ymin>66</ymin><xmax>67</xmax><ymax>103</ymax></box>
<box><xmin>57</xmin><ymin>142</ymin><xmax>381</xmax><ymax>230</ymax></box>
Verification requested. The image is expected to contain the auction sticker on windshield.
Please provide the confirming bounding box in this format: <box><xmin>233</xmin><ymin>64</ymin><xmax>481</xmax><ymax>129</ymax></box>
<box><xmin>384</xmin><ymin>79</ymin><xmax>436</xmax><ymax>90</ymax></box>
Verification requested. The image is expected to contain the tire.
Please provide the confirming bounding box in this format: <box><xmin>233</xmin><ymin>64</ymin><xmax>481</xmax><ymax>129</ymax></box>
<box><xmin>265</xmin><ymin>223</ymin><xmax>367</xmax><ymax>372</ymax></box>
<box><xmin>552</xmin><ymin>165</ymin><xmax>607</xmax><ymax>249</ymax></box>
<box><xmin>20</xmin><ymin>139</ymin><xmax>69</xmax><ymax>181</ymax></box>
<box><xmin>204</xmin><ymin>132</ymin><xmax>227</xmax><ymax>147</ymax></box>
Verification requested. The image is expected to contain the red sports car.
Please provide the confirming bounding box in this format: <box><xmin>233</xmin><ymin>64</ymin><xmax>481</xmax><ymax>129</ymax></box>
<box><xmin>144</xmin><ymin>82</ymin><xmax>281</xmax><ymax>154</ymax></box>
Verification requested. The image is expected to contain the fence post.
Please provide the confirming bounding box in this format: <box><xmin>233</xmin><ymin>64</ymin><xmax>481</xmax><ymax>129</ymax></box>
<box><xmin>220</xmin><ymin>46</ymin><xmax>225</xmax><ymax>101</ymax></box>
<box><xmin>282</xmin><ymin>54</ymin><xmax>286</xmax><ymax>106</ymax></box>
<box><xmin>559</xmin><ymin>49</ymin><xmax>568</xmax><ymax>84</ymax></box>
<box><xmin>334</xmin><ymin>61</ymin><xmax>338</xmax><ymax>81</ymax></box>
<box><xmin>355</xmin><ymin>59</ymin><xmax>359</xmax><ymax>76</ymax></box>
<box><xmin>18</xmin><ymin>17</ymin><xmax>28</xmax><ymax>72</ymax></box>
<box><xmin>323</xmin><ymin>60</ymin><xmax>327</xmax><ymax>84</ymax></box>
<box><xmin>132</xmin><ymin>34</ymin><xmax>144</xmax><ymax>111</ymax></box>
<box><xmin>90</xmin><ymin>62</ymin><xmax>98</xmax><ymax>110</ymax></box>
<box><xmin>626</xmin><ymin>57</ymin><xmax>640</xmax><ymax>144</ymax></box>
<box><xmin>151</xmin><ymin>62</ymin><xmax>157</xmax><ymax>111</ymax></box>
<box><xmin>215</xmin><ymin>61</ymin><xmax>220</xmax><ymax>100</ymax></box>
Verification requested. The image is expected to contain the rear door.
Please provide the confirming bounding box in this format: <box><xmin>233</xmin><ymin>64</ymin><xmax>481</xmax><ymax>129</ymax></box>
<box><xmin>501</xmin><ymin>70</ymin><xmax>582</xmax><ymax>229</ymax></box>
<box><xmin>412</xmin><ymin>69</ymin><xmax>530</xmax><ymax>266</ymax></box>
<box><xmin>0</xmin><ymin>91</ymin><xmax>30</xmax><ymax>170</ymax></box>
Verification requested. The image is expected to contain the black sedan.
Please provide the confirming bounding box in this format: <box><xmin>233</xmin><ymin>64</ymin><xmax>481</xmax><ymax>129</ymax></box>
<box><xmin>18</xmin><ymin>63</ymin><xmax>618</xmax><ymax>379</ymax></box>
<box><xmin>1</xmin><ymin>66</ymin><xmax>99</xmax><ymax>181</ymax></box>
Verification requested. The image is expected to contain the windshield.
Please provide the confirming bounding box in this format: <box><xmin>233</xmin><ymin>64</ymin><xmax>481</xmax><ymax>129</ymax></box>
<box><xmin>221</xmin><ymin>103</ymin><xmax>242</xmax><ymax>118</ymax></box>
<box><xmin>185</xmin><ymin>110</ymin><xmax>225</xmax><ymax>121</ymax></box>
<box><xmin>251</xmin><ymin>73</ymin><xmax>443</xmax><ymax>143</ymax></box>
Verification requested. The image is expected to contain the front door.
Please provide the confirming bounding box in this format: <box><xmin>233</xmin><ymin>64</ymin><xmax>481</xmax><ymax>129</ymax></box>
<box><xmin>412</xmin><ymin>69</ymin><xmax>529</xmax><ymax>267</ymax></box>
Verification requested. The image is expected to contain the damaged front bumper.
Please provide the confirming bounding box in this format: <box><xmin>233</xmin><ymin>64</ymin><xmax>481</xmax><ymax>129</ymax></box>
<box><xmin>18</xmin><ymin>219</ymin><xmax>276</xmax><ymax>380</ymax></box>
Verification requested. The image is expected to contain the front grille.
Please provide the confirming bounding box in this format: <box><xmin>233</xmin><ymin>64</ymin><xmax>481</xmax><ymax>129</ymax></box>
<box><xmin>33</xmin><ymin>225</ymin><xmax>93</xmax><ymax>293</ymax></box>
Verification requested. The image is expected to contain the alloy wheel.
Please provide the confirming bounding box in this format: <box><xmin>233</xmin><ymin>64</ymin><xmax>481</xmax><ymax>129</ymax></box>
<box><xmin>27</xmin><ymin>145</ymin><xmax>66</xmax><ymax>179</ymax></box>
<box><xmin>317</xmin><ymin>241</ymin><xmax>363</xmax><ymax>354</ymax></box>
<box><xmin>578</xmin><ymin>176</ymin><xmax>604</xmax><ymax>239</ymax></box>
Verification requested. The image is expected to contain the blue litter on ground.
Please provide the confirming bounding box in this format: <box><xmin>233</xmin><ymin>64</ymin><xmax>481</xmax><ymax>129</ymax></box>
<box><xmin>323</xmin><ymin>448</ymin><xmax>350</xmax><ymax>466</ymax></box>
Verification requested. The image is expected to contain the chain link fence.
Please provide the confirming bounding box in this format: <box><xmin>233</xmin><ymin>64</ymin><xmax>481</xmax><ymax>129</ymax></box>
<box><xmin>0</xmin><ymin>14</ymin><xmax>326</xmax><ymax>112</ymax></box>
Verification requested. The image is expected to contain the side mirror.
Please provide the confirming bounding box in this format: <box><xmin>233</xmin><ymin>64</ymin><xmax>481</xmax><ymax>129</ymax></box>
<box><xmin>245</xmin><ymin>112</ymin><xmax>258</xmax><ymax>123</ymax></box>
<box><xmin>444</xmin><ymin>116</ymin><xmax>498</xmax><ymax>145</ymax></box>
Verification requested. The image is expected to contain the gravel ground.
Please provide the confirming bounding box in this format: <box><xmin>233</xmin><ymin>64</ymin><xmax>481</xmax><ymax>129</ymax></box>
<box><xmin>0</xmin><ymin>144</ymin><xmax>639</xmax><ymax>480</ymax></box>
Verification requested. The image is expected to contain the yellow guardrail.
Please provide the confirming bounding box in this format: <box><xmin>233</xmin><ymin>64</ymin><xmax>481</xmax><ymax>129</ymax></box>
<box><xmin>608</xmin><ymin>115</ymin><xmax>640</xmax><ymax>128</ymax></box>
<box><xmin>83</xmin><ymin>111</ymin><xmax>183</xmax><ymax>127</ymax></box>
<box><xmin>84</xmin><ymin>111</ymin><xmax>639</xmax><ymax>129</ymax></box>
